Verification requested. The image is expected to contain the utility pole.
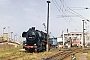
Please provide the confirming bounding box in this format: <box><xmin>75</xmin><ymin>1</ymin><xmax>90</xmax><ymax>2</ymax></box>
<box><xmin>20</xmin><ymin>36</ymin><xmax>22</xmax><ymax>44</ymax></box>
<box><xmin>3</xmin><ymin>27</ymin><xmax>6</xmax><ymax>41</ymax></box>
<box><xmin>61</xmin><ymin>31</ymin><xmax>63</xmax><ymax>41</ymax></box>
<box><xmin>14</xmin><ymin>34</ymin><xmax>16</xmax><ymax>42</ymax></box>
<box><xmin>82</xmin><ymin>20</ymin><xmax>85</xmax><ymax>48</ymax></box>
<box><xmin>11</xmin><ymin>32</ymin><xmax>13</xmax><ymax>41</ymax></box>
<box><xmin>46</xmin><ymin>0</ymin><xmax>51</xmax><ymax>52</ymax></box>
<box><xmin>8</xmin><ymin>27</ymin><xmax>10</xmax><ymax>42</ymax></box>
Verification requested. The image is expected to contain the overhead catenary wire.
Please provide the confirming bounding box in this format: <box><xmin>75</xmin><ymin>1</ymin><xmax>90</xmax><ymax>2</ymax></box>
<box><xmin>62</xmin><ymin>0</ymin><xmax>89</xmax><ymax>21</ymax></box>
<box><xmin>52</xmin><ymin>0</ymin><xmax>72</xmax><ymax>23</ymax></box>
<box><xmin>59</xmin><ymin>0</ymin><xmax>65</xmax><ymax>12</ymax></box>
<box><xmin>62</xmin><ymin>0</ymin><xmax>89</xmax><ymax>28</ymax></box>
<box><xmin>52</xmin><ymin>0</ymin><xmax>81</xmax><ymax>30</ymax></box>
<box><xmin>69</xmin><ymin>7</ymin><xmax>90</xmax><ymax>10</ymax></box>
<box><xmin>63</xmin><ymin>0</ymin><xmax>89</xmax><ymax>21</ymax></box>
<box><xmin>52</xmin><ymin>0</ymin><xmax>69</xmax><ymax>23</ymax></box>
<box><xmin>59</xmin><ymin>0</ymin><xmax>89</xmax><ymax>29</ymax></box>
<box><xmin>67</xmin><ymin>7</ymin><xmax>89</xmax><ymax>20</ymax></box>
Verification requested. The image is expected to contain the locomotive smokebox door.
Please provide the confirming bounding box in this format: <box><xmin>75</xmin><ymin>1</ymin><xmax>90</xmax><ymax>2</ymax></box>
<box><xmin>22</xmin><ymin>32</ymin><xmax>27</xmax><ymax>37</ymax></box>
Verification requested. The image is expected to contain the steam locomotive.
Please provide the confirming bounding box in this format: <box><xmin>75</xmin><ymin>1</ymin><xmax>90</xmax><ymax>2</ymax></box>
<box><xmin>22</xmin><ymin>27</ymin><xmax>51</xmax><ymax>52</ymax></box>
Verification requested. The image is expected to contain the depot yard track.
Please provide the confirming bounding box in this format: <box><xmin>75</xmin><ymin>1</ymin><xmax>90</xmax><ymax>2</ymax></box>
<box><xmin>0</xmin><ymin>45</ymin><xmax>90</xmax><ymax>60</ymax></box>
<box><xmin>43</xmin><ymin>48</ymin><xmax>89</xmax><ymax>60</ymax></box>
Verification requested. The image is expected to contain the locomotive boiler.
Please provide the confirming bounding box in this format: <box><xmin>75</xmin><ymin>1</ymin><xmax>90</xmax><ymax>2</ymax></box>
<box><xmin>22</xmin><ymin>27</ymin><xmax>50</xmax><ymax>52</ymax></box>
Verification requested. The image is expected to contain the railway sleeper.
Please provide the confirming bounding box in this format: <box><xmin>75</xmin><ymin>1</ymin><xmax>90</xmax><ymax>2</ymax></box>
<box><xmin>60</xmin><ymin>52</ymin><xmax>72</xmax><ymax>59</ymax></box>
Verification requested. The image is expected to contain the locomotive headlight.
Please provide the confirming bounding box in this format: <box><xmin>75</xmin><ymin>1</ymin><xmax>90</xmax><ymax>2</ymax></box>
<box><xmin>34</xmin><ymin>44</ymin><xmax>37</xmax><ymax>48</ymax></box>
<box><xmin>29</xmin><ymin>37</ymin><xmax>33</xmax><ymax>38</ymax></box>
<box><xmin>72</xmin><ymin>44</ymin><xmax>73</xmax><ymax>45</ymax></box>
<box><xmin>34</xmin><ymin>44</ymin><xmax>36</xmax><ymax>46</ymax></box>
<box><xmin>25</xmin><ymin>44</ymin><xmax>27</xmax><ymax>46</ymax></box>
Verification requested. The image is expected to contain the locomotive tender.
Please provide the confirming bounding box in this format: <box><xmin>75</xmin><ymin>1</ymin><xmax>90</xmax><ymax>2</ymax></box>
<box><xmin>22</xmin><ymin>27</ymin><xmax>49</xmax><ymax>52</ymax></box>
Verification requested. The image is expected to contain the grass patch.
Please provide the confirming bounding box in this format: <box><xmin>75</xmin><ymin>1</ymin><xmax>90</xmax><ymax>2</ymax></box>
<box><xmin>87</xmin><ymin>50</ymin><xmax>90</xmax><ymax>60</ymax></box>
<box><xmin>75</xmin><ymin>52</ymin><xmax>82</xmax><ymax>60</ymax></box>
<box><xmin>0</xmin><ymin>46</ymin><xmax>59</xmax><ymax>60</ymax></box>
<box><xmin>14</xmin><ymin>49</ymin><xmax>59</xmax><ymax>60</ymax></box>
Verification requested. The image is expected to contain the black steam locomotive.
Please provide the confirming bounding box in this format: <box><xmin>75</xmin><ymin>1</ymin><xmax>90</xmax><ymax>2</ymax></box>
<box><xmin>22</xmin><ymin>27</ymin><xmax>51</xmax><ymax>52</ymax></box>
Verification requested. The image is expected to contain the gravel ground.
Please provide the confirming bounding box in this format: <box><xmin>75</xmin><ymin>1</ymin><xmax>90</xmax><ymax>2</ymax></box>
<box><xmin>79</xmin><ymin>53</ymin><xmax>87</xmax><ymax>60</ymax></box>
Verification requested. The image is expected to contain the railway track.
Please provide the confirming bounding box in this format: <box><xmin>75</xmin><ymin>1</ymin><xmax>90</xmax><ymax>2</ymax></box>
<box><xmin>42</xmin><ymin>48</ymin><xmax>86</xmax><ymax>60</ymax></box>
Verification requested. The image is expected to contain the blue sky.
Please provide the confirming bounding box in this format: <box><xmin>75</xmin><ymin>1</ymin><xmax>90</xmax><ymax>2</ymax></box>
<box><xmin>0</xmin><ymin>0</ymin><xmax>90</xmax><ymax>41</ymax></box>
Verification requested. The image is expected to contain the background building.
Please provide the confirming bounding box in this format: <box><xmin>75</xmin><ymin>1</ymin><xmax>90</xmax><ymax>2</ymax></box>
<box><xmin>63</xmin><ymin>32</ymin><xmax>83</xmax><ymax>47</ymax></box>
<box><xmin>0</xmin><ymin>33</ymin><xmax>15</xmax><ymax>43</ymax></box>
